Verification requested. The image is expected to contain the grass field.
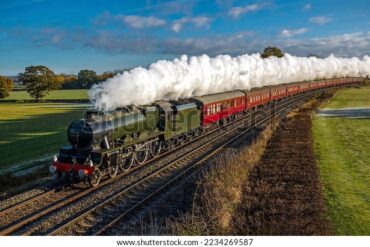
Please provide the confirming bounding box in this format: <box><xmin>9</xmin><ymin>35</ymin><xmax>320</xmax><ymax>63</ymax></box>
<box><xmin>0</xmin><ymin>103</ymin><xmax>87</xmax><ymax>170</ymax></box>
<box><xmin>321</xmin><ymin>85</ymin><xmax>370</xmax><ymax>109</ymax></box>
<box><xmin>1</xmin><ymin>89</ymin><xmax>89</xmax><ymax>101</ymax></box>
<box><xmin>312</xmin><ymin>85</ymin><xmax>370</xmax><ymax>235</ymax></box>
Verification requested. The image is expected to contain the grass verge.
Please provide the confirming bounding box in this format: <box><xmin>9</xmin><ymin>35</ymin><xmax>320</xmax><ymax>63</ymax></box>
<box><xmin>320</xmin><ymin>85</ymin><xmax>370</xmax><ymax>109</ymax></box>
<box><xmin>313</xmin><ymin>118</ymin><xmax>370</xmax><ymax>235</ymax></box>
<box><xmin>312</xmin><ymin>85</ymin><xmax>370</xmax><ymax>235</ymax></box>
<box><xmin>167</xmin><ymin>122</ymin><xmax>277</xmax><ymax>235</ymax></box>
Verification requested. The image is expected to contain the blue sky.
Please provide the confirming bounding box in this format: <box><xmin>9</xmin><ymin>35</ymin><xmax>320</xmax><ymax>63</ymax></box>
<box><xmin>1</xmin><ymin>0</ymin><xmax>370</xmax><ymax>75</ymax></box>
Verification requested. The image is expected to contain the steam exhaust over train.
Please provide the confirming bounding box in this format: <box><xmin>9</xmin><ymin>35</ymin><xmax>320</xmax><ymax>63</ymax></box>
<box><xmin>50</xmin><ymin>77</ymin><xmax>363</xmax><ymax>187</ymax></box>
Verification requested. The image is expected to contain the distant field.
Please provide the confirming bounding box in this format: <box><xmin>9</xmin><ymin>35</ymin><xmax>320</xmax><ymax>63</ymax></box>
<box><xmin>1</xmin><ymin>89</ymin><xmax>89</xmax><ymax>101</ymax></box>
<box><xmin>321</xmin><ymin>85</ymin><xmax>370</xmax><ymax>108</ymax></box>
<box><xmin>312</xmin><ymin>85</ymin><xmax>370</xmax><ymax>235</ymax></box>
<box><xmin>0</xmin><ymin>103</ymin><xmax>87</xmax><ymax>170</ymax></box>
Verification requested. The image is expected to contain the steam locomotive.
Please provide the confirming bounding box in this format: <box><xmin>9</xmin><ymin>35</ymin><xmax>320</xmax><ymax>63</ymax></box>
<box><xmin>50</xmin><ymin>77</ymin><xmax>362</xmax><ymax>186</ymax></box>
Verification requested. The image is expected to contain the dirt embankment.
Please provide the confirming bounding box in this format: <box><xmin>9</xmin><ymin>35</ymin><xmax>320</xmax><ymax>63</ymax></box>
<box><xmin>232</xmin><ymin>101</ymin><xmax>332</xmax><ymax>235</ymax></box>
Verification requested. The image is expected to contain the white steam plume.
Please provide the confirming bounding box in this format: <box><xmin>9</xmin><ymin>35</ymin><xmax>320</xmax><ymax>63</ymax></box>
<box><xmin>89</xmin><ymin>53</ymin><xmax>370</xmax><ymax>111</ymax></box>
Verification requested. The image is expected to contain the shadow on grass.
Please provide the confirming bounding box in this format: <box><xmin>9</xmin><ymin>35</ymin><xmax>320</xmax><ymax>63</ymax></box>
<box><xmin>0</xmin><ymin>106</ymin><xmax>85</xmax><ymax>169</ymax></box>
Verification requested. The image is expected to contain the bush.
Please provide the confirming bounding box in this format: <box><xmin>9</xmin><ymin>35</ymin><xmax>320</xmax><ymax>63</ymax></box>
<box><xmin>0</xmin><ymin>88</ymin><xmax>9</xmax><ymax>98</ymax></box>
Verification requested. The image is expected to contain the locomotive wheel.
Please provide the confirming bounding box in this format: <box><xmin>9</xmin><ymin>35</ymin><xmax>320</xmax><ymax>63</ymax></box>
<box><xmin>88</xmin><ymin>168</ymin><xmax>101</xmax><ymax>187</ymax></box>
<box><xmin>188</xmin><ymin>132</ymin><xmax>194</xmax><ymax>141</ymax></box>
<box><xmin>119</xmin><ymin>153</ymin><xmax>134</xmax><ymax>172</ymax></box>
<box><xmin>108</xmin><ymin>160</ymin><xmax>118</xmax><ymax>178</ymax></box>
<box><xmin>181</xmin><ymin>134</ymin><xmax>188</xmax><ymax>144</ymax></box>
<box><xmin>149</xmin><ymin>141</ymin><xmax>162</xmax><ymax>158</ymax></box>
<box><xmin>135</xmin><ymin>146</ymin><xmax>149</xmax><ymax>165</ymax></box>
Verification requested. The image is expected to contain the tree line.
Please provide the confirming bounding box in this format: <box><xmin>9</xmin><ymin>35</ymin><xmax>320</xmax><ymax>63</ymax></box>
<box><xmin>0</xmin><ymin>47</ymin><xmax>286</xmax><ymax>100</ymax></box>
<box><xmin>0</xmin><ymin>66</ymin><xmax>118</xmax><ymax>100</ymax></box>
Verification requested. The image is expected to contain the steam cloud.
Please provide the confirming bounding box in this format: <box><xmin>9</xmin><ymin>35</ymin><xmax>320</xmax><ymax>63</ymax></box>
<box><xmin>89</xmin><ymin>53</ymin><xmax>370</xmax><ymax>111</ymax></box>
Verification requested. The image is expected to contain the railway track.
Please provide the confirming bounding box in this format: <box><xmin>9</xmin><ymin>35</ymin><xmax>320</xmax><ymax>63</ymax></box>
<box><xmin>0</xmin><ymin>86</ymin><xmax>347</xmax><ymax>236</ymax></box>
<box><xmin>47</xmin><ymin>91</ymin><xmax>315</xmax><ymax>236</ymax></box>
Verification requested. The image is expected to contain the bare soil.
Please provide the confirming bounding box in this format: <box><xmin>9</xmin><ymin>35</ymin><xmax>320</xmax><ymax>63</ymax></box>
<box><xmin>232</xmin><ymin>101</ymin><xmax>333</xmax><ymax>235</ymax></box>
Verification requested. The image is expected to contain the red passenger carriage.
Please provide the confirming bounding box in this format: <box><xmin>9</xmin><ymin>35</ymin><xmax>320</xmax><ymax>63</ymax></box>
<box><xmin>299</xmin><ymin>81</ymin><xmax>310</xmax><ymax>93</ymax></box>
<box><xmin>192</xmin><ymin>91</ymin><xmax>246</xmax><ymax>126</ymax></box>
<box><xmin>243</xmin><ymin>87</ymin><xmax>270</xmax><ymax>109</ymax></box>
<box><xmin>309</xmin><ymin>80</ymin><xmax>321</xmax><ymax>90</ymax></box>
<box><xmin>286</xmin><ymin>83</ymin><xmax>300</xmax><ymax>96</ymax></box>
<box><xmin>270</xmin><ymin>85</ymin><xmax>287</xmax><ymax>101</ymax></box>
<box><xmin>318</xmin><ymin>80</ymin><xmax>326</xmax><ymax>88</ymax></box>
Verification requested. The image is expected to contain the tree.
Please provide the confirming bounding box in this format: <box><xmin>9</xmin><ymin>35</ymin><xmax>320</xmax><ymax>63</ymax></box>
<box><xmin>78</xmin><ymin>69</ymin><xmax>97</xmax><ymax>88</ymax></box>
<box><xmin>18</xmin><ymin>65</ymin><xmax>60</xmax><ymax>101</ymax></box>
<box><xmin>0</xmin><ymin>76</ymin><xmax>13</xmax><ymax>98</ymax></box>
<box><xmin>97</xmin><ymin>71</ymin><xmax>115</xmax><ymax>82</ymax></box>
<box><xmin>6</xmin><ymin>78</ymin><xmax>14</xmax><ymax>92</ymax></box>
<box><xmin>54</xmin><ymin>75</ymin><xmax>65</xmax><ymax>87</ymax></box>
<box><xmin>261</xmin><ymin>46</ymin><xmax>284</xmax><ymax>59</ymax></box>
<box><xmin>0</xmin><ymin>76</ymin><xmax>14</xmax><ymax>92</ymax></box>
<box><xmin>0</xmin><ymin>89</ymin><xmax>8</xmax><ymax>99</ymax></box>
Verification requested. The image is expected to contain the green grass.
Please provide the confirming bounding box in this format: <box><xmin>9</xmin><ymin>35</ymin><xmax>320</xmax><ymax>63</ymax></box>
<box><xmin>0</xmin><ymin>103</ymin><xmax>87</xmax><ymax>170</ymax></box>
<box><xmin>1</xmin><ymin>89</ymin><xmax>89</xmax><ymax>101</ymax></box>
<box><xmin>321</xmin><ymin>85</ymin><xmax>370</xmax><ymax>109</ymax></box>
<box><xmin>312</xmin><ymin>85</ymin><xmax>370</xmax><ymax>235</ymax></box>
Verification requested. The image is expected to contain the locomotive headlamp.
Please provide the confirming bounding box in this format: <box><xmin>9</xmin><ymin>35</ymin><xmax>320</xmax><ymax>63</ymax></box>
<box><xmin>53</xmin><ymin>156</ymin><xmax>58</xmax><ymax>162</ymax></box>
<box><xmin>89</xmin><ymin>160</ymin><xmax>93</xmax><ymax>167</ymax></box>
<box><xmin>49</xmin><ymin>165</ymin><xmax>57</xmax><ymax>174</ymax></box>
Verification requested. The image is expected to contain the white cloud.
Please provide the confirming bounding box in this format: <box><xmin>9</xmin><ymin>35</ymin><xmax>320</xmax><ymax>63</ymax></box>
<box><xmin>171</xmin><ymin>16</ymin><xmax>212</xmax><ymax>32</ymax></box>
<box><xmin>281</xmin><ymin>32</ymin><xmax>370</xmax><ymax>57</ymax></box>
<box><xmin>228</xmin><ymin>3</ymin><xmax>264</xmax><ymax>18</ymax></box>
<box><xmin>93</xmin><ymin>12</ymin><xmax>166</xmax><ymax>29</ymax></box>
<box><xmin>309</xmin><ymin>16</ymin><xmax>332</xmax><ymax>25</ymax></box>
<box><xmin>279</xmin><ymin>28</ymin><xmax>309</xmax><ymax>38</ymax></box>
<box><xmin>12</xmin><ymin>26</ymin><xmax>370</xmax><ymax>59</ymax></box>
<box><xmin>117</xmin><ymin>15</ymin><xmax>166</xmax><ymax>29</ymax></box>
<box><xmin>303</xmin><ymin>3</ymin><xmax>311</xmax><ymax>11</ymax></box>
